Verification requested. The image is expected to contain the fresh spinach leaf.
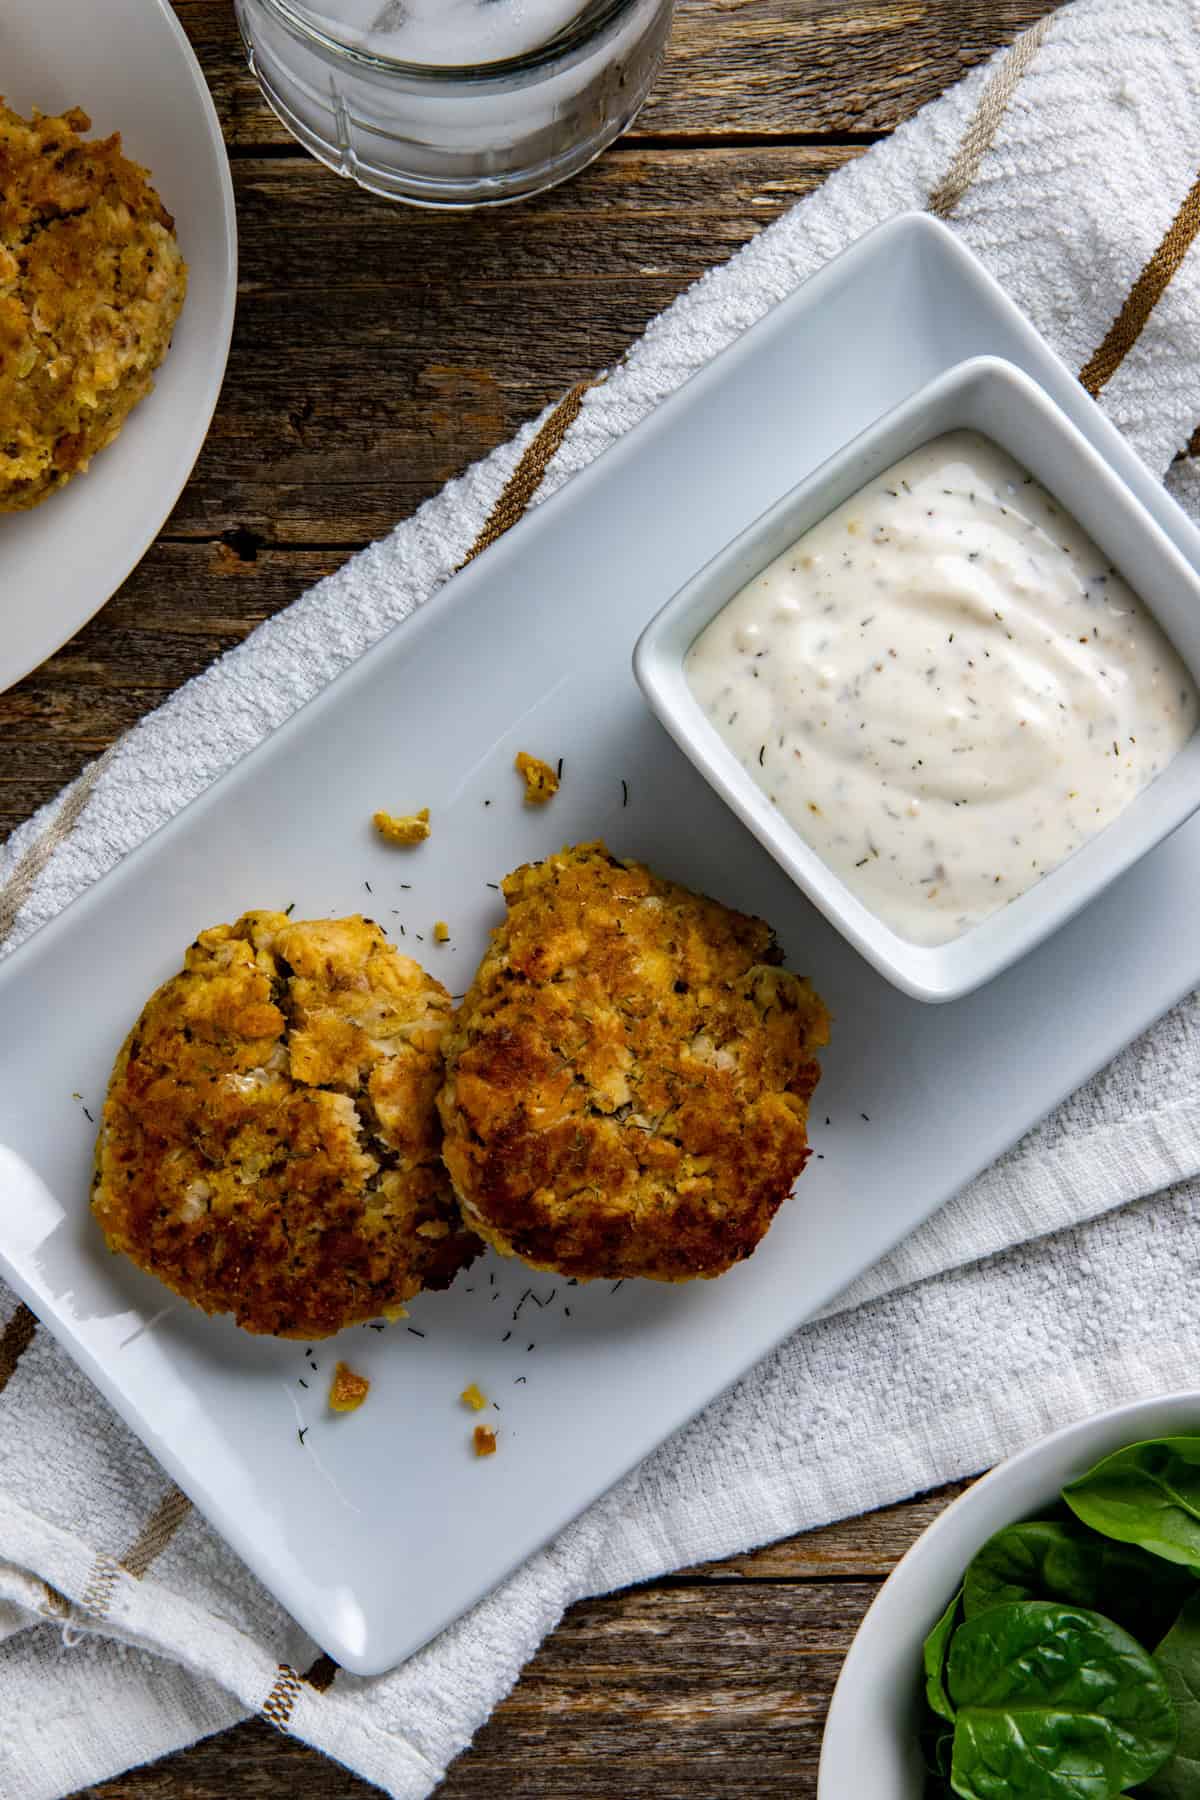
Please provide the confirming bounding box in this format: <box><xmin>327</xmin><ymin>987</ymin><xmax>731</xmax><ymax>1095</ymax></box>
<box><xmin>946</xmin><ymin>1601</ymin><xmax>1177</xmax><ymax>1798</ymax></box>
<box><xmin>919</xmin><ymin>1703</ymin><xmax>954</xmax><ymax>1779</ymax></box>
<box><xmin>921</xmin><ymin>1706</ymin><xmax>957</xmax><ymax>1792</ymax></box>
<box><xmin>1064</xmin><ymin>1438</ymin><xmax>1200</xmax><ymax>1572</ymax></box>
<box><xmin>924</xmin><ymin>1587</ymin><xmax>961</xmax><ymax>1723</ymax></box>
<box><xmin>1139</xmin><ymin>1593</ymin><xmax>1200</xmax><ymax>1797</ymax></box>
<box><xmin>963</xmin><ymin>1519</ymin><xmax>1197</xmax><ymax>1644</ymax></box>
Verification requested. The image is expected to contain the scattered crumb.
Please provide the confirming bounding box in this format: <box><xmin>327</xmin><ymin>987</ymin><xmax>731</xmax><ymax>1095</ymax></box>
<box><xmin>473</xmin><ymin>1425</ymin><xmax>498</xmax><ymax>1457</ymax></box>
<box><xmin>373</xmin><ymin>807</ymin><xmax>430</xmax><ymax>845</ymax></box>
<box><xmin>433</xmin><ymin>920</ymin><xmax>450</xmax><ymax>944</ymax></box>
<box><xmin>514</xmin><ymin>751</ymin><xmax>559</xmax><ymax>806</ymax></box>
<box><xmin>460</xmin><ymin>1382</ymin><xmax>488</xmax><ymax>1412</ymax></box>
<box><xmin>328</xmin><ymin>1362</ymin><xmax>371</xmax><ymax>1413</ymax></box>
<box><xmin>381</xmin><ymin>1303</ymin><xmax>409</xmax><ymax>1322</ymax></box>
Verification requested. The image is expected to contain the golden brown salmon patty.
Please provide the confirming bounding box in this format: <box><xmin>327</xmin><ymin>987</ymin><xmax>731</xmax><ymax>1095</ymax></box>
<box><xmin>0</xmin><ymin>102</ymin><xmax>187</xmax><ymax>511</ymax></box>
<box><xmin>438</xmin><ymin>843</ymin><xmax>830</xmax><ymax>1282</ymax></box>
<box><xmin>92</xmin><ymin>912</ymin><xmax>479</xmax><ymax>1338</ymax></box>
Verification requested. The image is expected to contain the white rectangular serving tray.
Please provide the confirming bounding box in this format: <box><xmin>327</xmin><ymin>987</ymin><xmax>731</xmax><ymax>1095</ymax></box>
<box><xmin>3</xmin><ymin>213</ymin><xmax>1200</xmax><ymax>1676</ymax></box>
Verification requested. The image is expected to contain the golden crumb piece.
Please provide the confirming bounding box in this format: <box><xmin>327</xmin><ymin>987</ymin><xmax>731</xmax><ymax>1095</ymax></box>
<box><xmin>473</xmin><ymin>1424</ymin><xmax>498</xmax><ymax>1457</ymax></box>
<box><xmin>460</xmin><ymin>1382</ymin><xmax>487</xmax><ymax>1412</ymax></box>
<box><xmin>514</xmin><ymin>752</ymin><xmax>559</xmax><ymax>806</ymax></box>
<box><xmin>329</xmin><ymin>1361</ymin><xmax>371</xmax><ymax>1413</ymax></box>
<box><xmin>373</xmin><ymin>808</ymin><xmax>431</xmax><ymax>845</ymax></box>
<box><xmin>434</xmin><ymin>920</ymin><xmax>450</xmax><ymax>944</ymax></box>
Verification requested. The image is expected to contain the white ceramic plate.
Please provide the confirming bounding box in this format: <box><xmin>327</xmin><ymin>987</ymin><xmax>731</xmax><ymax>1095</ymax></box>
<box><xmin>0</xmin><ymin>0</ymin><xmax>237</xmax><ymax>693</ymax></box>
<box><xmin>818</xmin><ymin>1391</ymin><xmax>1200</xmax><ymax>1798</ymax></box>
<box><xmin>3</xmin><ymin>214</ymin><xmax>1200</xmax><ymax>1676</ymax></box>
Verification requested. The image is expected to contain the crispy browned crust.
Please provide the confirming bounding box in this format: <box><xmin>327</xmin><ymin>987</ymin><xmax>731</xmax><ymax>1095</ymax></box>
<box><xmin>92</xmin><ymin>912</ymin><xmax>479</xmax><ymax>1338</ymax></box>
<box><xmin>437</xmin><ymin>843</ymin><xmax>831</xmax><ymax>1282</ymax></box>
<box><xmin>0</xmin><ymin>101</ymin><xmax>187</xmax><ymax>511</ymax></box>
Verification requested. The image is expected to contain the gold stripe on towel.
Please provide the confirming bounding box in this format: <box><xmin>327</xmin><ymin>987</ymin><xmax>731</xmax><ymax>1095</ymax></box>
<box><xmin>45</xmin><ymin>1486</ymin><xmax>191</xmax><ymax>1632</ymax></box>
<box><xmin>928</xmin><ymin>14</ymin><xmax>1053</xmax><ymax>219</ymax></box>
<box><xmin>120</xmin><ymin>1485</ymin><xmax>193</xmax><ymax>1579</ymax></box>
<box><xmin>1080</xmin><ymin>171</ymin><xmax>1200</xmax><ymax>395</ymax></box>
<box><xmin>79</xmin><ymin>1552</ymin><xmax>121</xmax><ymax>1622</ymax></box>
<box><xmin>0</xmin><ymin>746</ymin><xmax>115</xmax><ymax>949</ymax></box>
<box><xmin>39</xmin><ymin>1582</ymin><xmax>70</xmax><ymax>1621</ymax></box>
<box><xmin>459</xmin><ymin>380</ymin><xmax>594</xmax><ymax>568</ymax></box>
<box><xmin>262</xmin><ymin>1662</ymin><xmax>305</xmax><ymax>1732</ymax></box>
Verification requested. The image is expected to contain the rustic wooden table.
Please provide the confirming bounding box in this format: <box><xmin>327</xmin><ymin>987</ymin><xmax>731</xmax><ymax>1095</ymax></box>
<box><xmin>2</xmin><ymin>1</ymin><xmax>1053</xmax><ymax>1793</ymax></box>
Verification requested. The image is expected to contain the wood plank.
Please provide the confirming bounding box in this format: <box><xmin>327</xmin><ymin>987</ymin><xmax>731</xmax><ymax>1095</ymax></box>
<box><xmin>79</xmin><ymin>1483</ymin><xmax>969</xmax><ymax>1797</ymax></box>
<box><xmin>173</xmin><ymin>0</ymin><xmax>1058</xmax><ymax>147</ymax></box>
<box><xmin>0</xmin><ymin>549</ymin><xmax>341</xmax><ymax>835</ymax></box>
<box><xmin>82</xmin><ymin>1722</ymin><xmax>382</xmax><ymax>1799</ymax></box>
<box><xmin>77</xmin><ymin>1589</ymin><xmax>875</xmax><ymax>1798</ymax></box>
<box><xmin>173</xmin><ymin>144</ymin><xmax>858</xmax><ymax>543</ymax></box>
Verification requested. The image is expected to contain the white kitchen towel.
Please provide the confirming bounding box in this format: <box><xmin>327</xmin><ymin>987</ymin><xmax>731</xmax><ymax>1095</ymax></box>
<box><xmin>5</xmin><ymin>0</ymin><xmax>1200</xmax><ymax>1793</ymax></box>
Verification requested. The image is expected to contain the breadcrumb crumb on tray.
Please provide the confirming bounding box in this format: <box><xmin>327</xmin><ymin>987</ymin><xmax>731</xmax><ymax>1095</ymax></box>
<box><xmin>329</xmin><ymin>1362</ymin><xmax>371</xmax><ymax>1413</ymax></box>
<box><xmin>460</xmin><ymin>1382</ymin><xmax>487</xmax><ymax>1411</ymax></box>
<box><xmin>473</xmin><ymin>1425</ymin><xmax>498</xmax><ymax>1457</ymax></box>
<box><xmin>514</xmin><ymin>752</ymin><xmax>558</xmax><ymax>805</ymax></box>
<box><xmin>373</xmin><ymin>807</ymin><xmax>430</xmax><ymax>845</ymax></box>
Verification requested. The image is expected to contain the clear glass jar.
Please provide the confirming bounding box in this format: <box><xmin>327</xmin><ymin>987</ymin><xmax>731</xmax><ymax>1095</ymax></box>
<box><xmin>234</xmin><ymin>0</ymin><xmax>676</xmax><ymax>208</ymax></box>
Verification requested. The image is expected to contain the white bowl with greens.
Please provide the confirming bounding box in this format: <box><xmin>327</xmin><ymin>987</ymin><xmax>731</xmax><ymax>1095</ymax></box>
<box><xmin>818</xmin><ymin>1393</ymin><xmax>1200</xmax><ymax>1799</ymax></box>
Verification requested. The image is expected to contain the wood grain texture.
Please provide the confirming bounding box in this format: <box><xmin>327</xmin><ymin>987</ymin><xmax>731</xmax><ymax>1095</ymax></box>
<box><xmin>77</xmin><ymin>1482</ymin><xmax>973</xmax><ymax>1799</ymax></box>
<box><xmin>162</xmin><ymin>142</ymin><xmax>864</xmax><ymax>542</ymax></box>
<box><xmin>177</xmin><ymin>0</ymin><xmax>1053</xmax><ymax>144</ymax></box>
<box><xmin>0</xmin><ymin>143</ymin><xmax>861</xmax><ymax>836</ymax></box>
<box><xmin>3</xmin><ymin>2</ymin><xmax>1054</xmax><ymax>1795</ymax></box>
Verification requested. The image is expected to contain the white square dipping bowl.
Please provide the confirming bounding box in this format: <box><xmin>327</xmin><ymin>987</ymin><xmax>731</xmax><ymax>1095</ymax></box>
<box><xmin>633</xmin><ymin>354</ymin><xmax>1200</xmax><ymax>1002</ymax></box>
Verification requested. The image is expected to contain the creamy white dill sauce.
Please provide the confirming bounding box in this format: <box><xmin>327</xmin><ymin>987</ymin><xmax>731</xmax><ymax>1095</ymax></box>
<box><xmin>685</xmin><ymin>430</ymin><xmax>1198</xmax><ymax>946</ymax></box>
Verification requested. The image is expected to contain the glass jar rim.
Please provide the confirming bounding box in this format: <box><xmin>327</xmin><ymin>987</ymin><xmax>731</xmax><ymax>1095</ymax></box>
<box><xmin>247</xmin><ymin>0</ymin><xmax>646</xmax><ymax>80</ymax></box>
